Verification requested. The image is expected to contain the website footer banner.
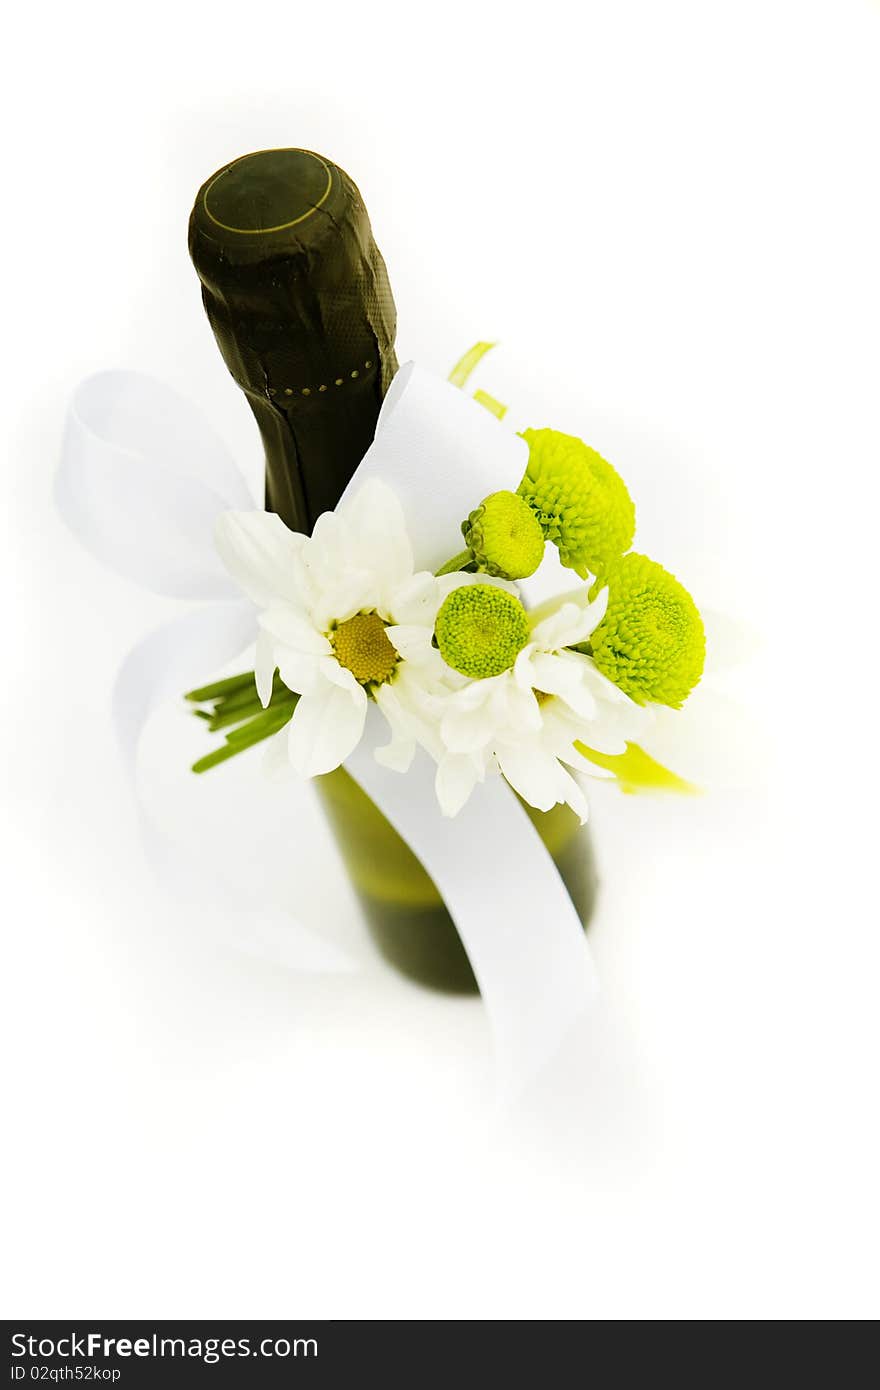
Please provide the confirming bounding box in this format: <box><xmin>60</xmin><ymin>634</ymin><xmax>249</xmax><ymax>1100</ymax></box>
<box><xmin>3</xmin><ymin>1320</ymin><xmax>571</xmax><ymax>1383</ymax></box>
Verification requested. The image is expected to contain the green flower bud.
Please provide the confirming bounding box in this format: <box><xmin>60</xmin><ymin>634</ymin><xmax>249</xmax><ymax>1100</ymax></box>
<box><xmin>462</xmin><ymin>490</ymin><xmax>545</xmax><ymax>580</ymax></box>
<box><xmin>434</xmin><ymin>583</ymin><xmax>530</xmax><ymax>680</ymax></box>
<box><xmin>588</xmin><ymin>553</ymin><xmax>705</xmax><ymax>708</ymax></box>
<box><xmin>518</xmin><ymin>428</ymin><xmax>635</xmax><ymax>578</ymax></box>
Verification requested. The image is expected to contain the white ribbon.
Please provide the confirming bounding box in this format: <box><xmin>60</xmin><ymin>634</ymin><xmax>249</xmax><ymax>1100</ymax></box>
<box><xmin>58</xmin><ymin>362</ymin><xmax>599</xmax><ymax>1095</ymax></box>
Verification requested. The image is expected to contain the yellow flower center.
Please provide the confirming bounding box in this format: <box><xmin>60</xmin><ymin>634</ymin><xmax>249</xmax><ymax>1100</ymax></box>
<box><xmin>331</xmin><ymin>612</ymin><xmax>400</xmax><ymax>685</ymax></box>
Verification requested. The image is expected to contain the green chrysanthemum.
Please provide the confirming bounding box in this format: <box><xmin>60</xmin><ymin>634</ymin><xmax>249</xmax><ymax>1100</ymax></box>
<box><xmin>462</xmin><ymin>490</ymin><xmax>546</xmax><ymax>580</ymax></box>
<box><xmin>434</xmin><ymin>583</ymin><xmax>530</xmax><ymax>680</ymax></box>
<box><xmin>517</xmin><ymin>428</ymin><xmax>635</xmax><ymax>578</ymax></box>
<box><xmin>587</xmin><ymin>553</ymin><xmax>705</xmax><ymax>708</ymax></box>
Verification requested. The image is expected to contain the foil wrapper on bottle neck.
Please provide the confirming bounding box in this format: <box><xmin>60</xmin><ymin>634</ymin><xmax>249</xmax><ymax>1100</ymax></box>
<box><xmin>189</xmin><ymin>147</ymin><xmax>398</xmax><ymax>531</ymax></box>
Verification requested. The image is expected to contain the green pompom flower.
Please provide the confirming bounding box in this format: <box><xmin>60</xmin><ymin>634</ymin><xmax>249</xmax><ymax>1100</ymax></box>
<box><xmin>462</xmin><ymin>490</ymin><xmax>546</xmax><ymax>580</ymax></box>
<box><xmin>434</xmin><ymin>583</ymin><xmax>531</xmax><ymax>680</ymax></box>
<box><xmin>517</xmin><ymin>428</ymin><xmax>635</xmax><ymax>578</ymax></box>
<box><xmin>587</xmin><ymin>553</ymin><xmax>705</xmax><ymax>708</ymax></box>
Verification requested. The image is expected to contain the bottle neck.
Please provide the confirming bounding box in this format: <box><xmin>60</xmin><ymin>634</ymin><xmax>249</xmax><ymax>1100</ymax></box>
<box><xmin>244</xmin><ymin>356</ymin><xmax>398</xmax><ymax>532</ymax></box>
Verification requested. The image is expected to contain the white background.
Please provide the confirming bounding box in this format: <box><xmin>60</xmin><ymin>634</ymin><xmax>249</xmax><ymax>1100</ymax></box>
<box><xmin>3</xmin><ymin>0</ymin><xmax>879</xmax><ymax>1320</ymax></box>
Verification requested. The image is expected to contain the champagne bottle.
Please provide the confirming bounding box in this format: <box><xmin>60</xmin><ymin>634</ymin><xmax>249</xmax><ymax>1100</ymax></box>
<box><xmin>189</xmin><ymin>148</ymin><xmax>596</xmax><ymax>992</ymax></box>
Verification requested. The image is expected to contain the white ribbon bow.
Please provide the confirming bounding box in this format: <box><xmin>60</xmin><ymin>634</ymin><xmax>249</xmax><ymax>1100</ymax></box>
<box><xmin>58</xmin><ymin>363</ymin><xmax>599</xmax><ymax>1096</ymax></box>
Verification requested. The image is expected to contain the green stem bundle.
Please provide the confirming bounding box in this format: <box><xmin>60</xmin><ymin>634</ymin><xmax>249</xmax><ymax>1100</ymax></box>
<box><xmin>185</xmin><ymin>671</ymin><xmax>298</xmax><ymax>773</ymax></box>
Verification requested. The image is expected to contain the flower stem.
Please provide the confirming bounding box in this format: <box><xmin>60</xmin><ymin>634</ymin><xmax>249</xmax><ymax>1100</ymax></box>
<box><xmin>206</xmin><ymin>700</ymin><xmax>264</xmax><ymax>732</ymax></box>
<box><xmin>206</xmin><ymin>682</ymin><xmax>266</xmax><ymax>716</ymax></box>
<box><xmin>191</xmin><ymin>708</ymin><xmax>293</xmax><ymax>774</ymax></box>
<box><xmin>185</xmin><ymin>672</ymin><xmax>256</xmax><ymax>702</ymax></box>
<box><xmin>224</xmin><ymin>704</ymin><xmax>296</xmax><ymax>743</ymax></box>
<box><xmin>186</xmin><ymin>669</ymin><xmax>298</xmax><ymax>773</ymax></box>
<box><xmin>435</xmin><ymin>548</ymin><xmax>474</xmax><ymax>577</ymax></box>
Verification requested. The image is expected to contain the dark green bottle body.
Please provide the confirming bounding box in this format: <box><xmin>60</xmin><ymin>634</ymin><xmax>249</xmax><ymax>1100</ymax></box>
<box><xmin>318</xmin><ymin>767</ymin><xmax>596</xmax><ymax>993</ymax></box>
<box><xmin>189</xmin><ymin>148</ymin><xmax>596</xmax><ymax>994</ymax></box>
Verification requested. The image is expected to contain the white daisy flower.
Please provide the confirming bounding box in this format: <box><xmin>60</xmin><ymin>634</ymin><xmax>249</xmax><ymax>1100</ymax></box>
<box><xmin>214</xmin><ymin>480</ymin><xmax>457</xmax><ymax>778</ymax></box>
<box><xmin>432</xmin><ymin>583</ymin><xmax>647</xmax><ymax>818</ymax></box>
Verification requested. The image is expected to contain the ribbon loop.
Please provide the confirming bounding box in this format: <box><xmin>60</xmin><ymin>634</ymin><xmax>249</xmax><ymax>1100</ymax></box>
<box><xmin>57</xmin><ymin>371</ymin><xmax>254</xmax><ymax>598</ymax></box>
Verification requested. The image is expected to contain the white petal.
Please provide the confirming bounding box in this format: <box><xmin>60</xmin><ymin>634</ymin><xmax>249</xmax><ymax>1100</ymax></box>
<box><xmin>500</xmin><ymin>678</ymin><xmax>543</xmax><ymax>733</ymax></box>
<box><xmin>579</xmin><ymin>656</ymin><xmax>640</xmax><ymax>707</ymax></box>
<box><xmin>276</xmin><ymin>648</ymin><xmax>323</xmax><ymax>697</ymax></box>
<box><xmin>309</xmin><ymin>573</ymin><xmax>374</xmax><ymax>632</ymax></box>
<box><xmin>409</xmin><ymin>646</ymin><xmax>458</xmax><ymax>689</ymax></box>
<box><xmin>445</xmin><ymin>674</ymin><xmax>502</xmax><ymax>710</ymax></box>
<box><xmin>587</xmin><ymin>585</ymin><xmax>609</xmax><ymax>626</ymax></box>
<box><xmin>529</xmin><ymin>601</ymin><xmax>586</xmax><ymax>651</ymax></box>
<box><xmin>435</xmin><ymin>571</ymin><xmax>477</xmax><ymax>599</ymax></box>
<box><xmin>306</xmin><ymin>509</ymin><xmax>348</xmax><ymax>572</ymax></box>
<box><xmin>344</xmin><ymin>480</ymin><xmax>414</xmax><ymax>592</ymax></box>
<box><xmin>513</xmin><ymin>645</ymin><xmax>538</xmax><ymax>690</ymax></box>
<box><xmin>377</xmin><ymin>672</ymin><xmax>446</xmax><ymax>763</ymax></box>
<box><xmin>261</xmin><ymin>726</ymin><xmax>295</xmax><ymax>781</ymax></box>
<box><xmin>287</xmin><ymin>685</ymin><xmax>367</xmax><ymax>777</ymax></box>
<box><xmin>538</xmin><ymin>700</ymin><xmax>590</xmax><ymax>762</ymax></box>
<box><xmin>389</xmin><ymin>571</ymin><xmax>444</xmax><ymax>626</ymax></box>
<box><xmin>495</xmin><ymin>738</ymin><xmax>563</xmax><ymax>813</ymax></box>
<box><xmin>440</xmin><ymin>692</ymin><xmax>498</xmax><ymax>754</ymax></box>
<box><xmin>574</xmin><ymin>757</ymin><xmax>617</xmax><ymax>781</ymax></box>
<box><xmin>296</xmin><ymin>511</ymin><xmax>361</xmax><ymax>610</ymax></box>
<box><xmin>435</xmin><ymin>754</ymin><xmax>481</xmax><ymax>817</ymax></box>
<box><xmin>531</xmin><ymin>589</ymin><xmax>608</xmax><ymax>652</ymax></box>
<box><xmin>526</xmin><ymin>650</ymin><xmax>580</xmax><ymax>695</ymax></box>
<box><xmin>572</xmin><ymin>725</ymin><xmax>630</xmax><ymax>757</ymax></box>
<box><xmin>436</xmin><ymin>571</ymin><xmax>521</xmax><ymax>599</ymax></box>
<box><xmin>215</xmin><ymin>511</ymin><xmax>306</xmax><ymax>607</ymax></box>
<box><xmin>259</xmin><ymin>605</ymin><xmax>331</xmax><ymax>655</ymax></box>
<box><xmin>546</xmin><ymin>691</ymin><xmax>644</xmax><ymax>759</ymax></box>
<box><xmin>318</xmin><ymin>656</ymin><xmax>362</xmax><ymax>695</ymax></box>
<box><xmin>598</xmin><ymin>702</ymin><xmax>648</xmax><ymax>752</ymax></box>
<box><xmin>254</xmin><ymin>628</ymin><xmax>276</xmax><ymax>708</ymax></box>
<box><xmin>374</xmin><ymin>734</ymin><xmax>417</xmax><ymax>773</ymax></box>
<box><xmin>384</xmin><ymin>623</ymin><xmax>436</xmax><ymax>665</ymax></box>
<box><xmin>555</xmin><ymin>681</ymin><xmax>600</xmax><ymax>722</ymax></box>
<box><xmin>523</xmin><ymin>585</ymin><xmax>584</xmax><ymax>627</ymax></box>
<box><xmin>556</xmin><ymin>766</ymin><xmax>590</xmax><ymax>823</ymax></box>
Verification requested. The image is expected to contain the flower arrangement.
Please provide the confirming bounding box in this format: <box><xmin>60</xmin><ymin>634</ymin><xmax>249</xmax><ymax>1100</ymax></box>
<box><xmin>58</xmin><ymin>338</ymin><xmax>723</xmax><ymax>1087</ymax></box>
<box><xmin>186</xmin><ymin>350</ymin><xmax>706</xmax><ymax>824</ymax></box>
<box><xmin>56</xmin><ymin>139</ymin><xmax>729</xmax><ymax>1086</ymax></box>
